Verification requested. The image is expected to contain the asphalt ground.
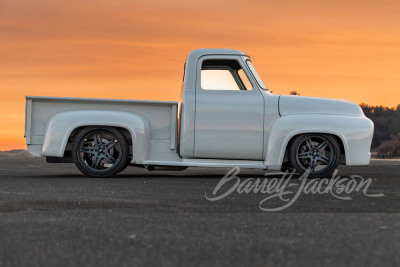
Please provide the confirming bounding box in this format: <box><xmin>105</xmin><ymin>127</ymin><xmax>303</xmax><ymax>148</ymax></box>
<box><xmin>0</xmin><ymin>157</ymin><xmax>399</xmax><ymax>266</ymax></box>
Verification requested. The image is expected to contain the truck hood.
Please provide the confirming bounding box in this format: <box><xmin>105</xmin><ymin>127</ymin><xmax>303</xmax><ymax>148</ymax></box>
<box><xmin>279</xmin><ymin>95</ymin><xmax>363</xmax><ymax>117</ymax></box>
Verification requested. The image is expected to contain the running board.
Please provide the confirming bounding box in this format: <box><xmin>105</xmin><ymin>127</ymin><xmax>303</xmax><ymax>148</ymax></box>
<box><xmin>141</xmin><ymin>159</ymin><xmax>266</xmax><ymax>169</ymax></box>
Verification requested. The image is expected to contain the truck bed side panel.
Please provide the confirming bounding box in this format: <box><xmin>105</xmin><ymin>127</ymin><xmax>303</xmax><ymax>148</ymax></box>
<box><xmin>25</xmin><ymin>96</ymin><xmax>179</xmax><ymax>159</ymax></box>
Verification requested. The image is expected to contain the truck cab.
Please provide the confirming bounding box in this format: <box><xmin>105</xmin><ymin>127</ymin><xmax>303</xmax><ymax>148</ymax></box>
<box><xmin>179</xmin><ymin>49</ymin><xmax>278</xmax><ymax>160</ymax></box>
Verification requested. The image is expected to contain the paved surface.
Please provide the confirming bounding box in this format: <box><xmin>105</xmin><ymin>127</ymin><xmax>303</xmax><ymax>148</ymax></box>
<box><xmin>0</xmin><ymin>157</ymin><xmax>399</xmax><ymax>266</ymax></box>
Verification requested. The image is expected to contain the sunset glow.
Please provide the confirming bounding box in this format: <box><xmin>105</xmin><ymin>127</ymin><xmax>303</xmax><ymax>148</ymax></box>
<box><xmin>1</xmin><ymin>0</ymin><xmax>399</xmax><ymax>150</ymax></box>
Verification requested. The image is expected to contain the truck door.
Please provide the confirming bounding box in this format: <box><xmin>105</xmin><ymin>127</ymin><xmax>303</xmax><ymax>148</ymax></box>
<box><xmin>194</xmin><ymin>56</ymin><xmax>264</xmax><ymax>160</ymax></box>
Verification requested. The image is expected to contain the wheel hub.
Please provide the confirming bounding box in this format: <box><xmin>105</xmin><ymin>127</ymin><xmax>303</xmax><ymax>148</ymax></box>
<box><xmin>295</xmin><ymin>135</ymin><xmax>335</xmax><ymax>174</ymax></box>
<box><xmin>78</xmin><ymin>130</ymin><xmax>122</xmax><ymax>172</ymax></box>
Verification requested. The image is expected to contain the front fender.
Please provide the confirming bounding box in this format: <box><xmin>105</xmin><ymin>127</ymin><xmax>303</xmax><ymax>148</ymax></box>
<box><xmin>42</xmin><ymin>110</ymin><xmax>151</xmax><ymax>163</ymax></box>
<box><xmin>265</xmin><ymin>114</ymin><xmax>374</xmax><ymax>169</ymax></box>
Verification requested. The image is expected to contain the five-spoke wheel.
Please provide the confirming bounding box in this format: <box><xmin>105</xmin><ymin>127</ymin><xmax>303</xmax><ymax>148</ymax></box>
<box><xmin>72</xmin><ymin>127</ymin><xmax>129</xmax><ymax>177</ymax></box>
<box><xmin>288</xmin><ymin>134</ymin><xmax>341</xmax><ymax>178</ymax></box>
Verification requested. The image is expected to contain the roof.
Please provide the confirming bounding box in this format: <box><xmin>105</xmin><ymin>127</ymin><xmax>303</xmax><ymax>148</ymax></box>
<box><xmin>187</xmin><ymin>48</ymin><xmax>246</xmax><ymax>61</ymax></box>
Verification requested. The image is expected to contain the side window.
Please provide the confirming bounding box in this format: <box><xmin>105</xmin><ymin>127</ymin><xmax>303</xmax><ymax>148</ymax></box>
<box><xmin>201</xmin><ymin>59</ymin><xmax>253</xmax><ymax>90</ymax></box>
<box><xmin>201</xmin><ymin>69</ymin><xmax>240</xmax><ymax>90</ymax></box>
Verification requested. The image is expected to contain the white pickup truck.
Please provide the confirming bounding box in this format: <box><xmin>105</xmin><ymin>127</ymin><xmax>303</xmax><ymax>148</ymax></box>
<box><xmin>25</xmin><ymin>48</ymin><xmax>374</xmax><ymax>178</ymax></box>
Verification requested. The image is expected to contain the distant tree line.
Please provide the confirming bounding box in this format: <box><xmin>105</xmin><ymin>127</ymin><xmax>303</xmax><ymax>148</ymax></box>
<box><xmin>360</xmin><ymin>103</ymin><xmax>400</xmax><ymax>157</ymax></box>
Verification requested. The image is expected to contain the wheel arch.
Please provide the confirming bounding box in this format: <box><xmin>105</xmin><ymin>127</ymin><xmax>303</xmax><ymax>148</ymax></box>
<box><xmin>264</xmin><ymin>115</ymin><xmax>352</xmax><ymax>170</ymax></box>
<box><xmin>68</xmin><ymin>126</ymin><xmax>134</xmax><ymax>157</ymax></box>
<box><xmin>42</xmin><ymin>110</ymin><xmax>151</xmax><ymax>163</ymax></box>
<box><xmin>282</xmin><ymin>132</ymin><xmax>346</xmax><ymax>167</ymax></box>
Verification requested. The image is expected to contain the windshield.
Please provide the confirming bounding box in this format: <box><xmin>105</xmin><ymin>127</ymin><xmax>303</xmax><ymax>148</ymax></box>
<box><xmin>246</xmin><ymin>60</ymin><xmax>267</xmax><ymax>90</ymax></box>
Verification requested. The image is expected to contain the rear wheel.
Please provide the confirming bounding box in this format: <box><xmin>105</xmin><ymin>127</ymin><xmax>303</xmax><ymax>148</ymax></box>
<box><xmin>288</xmin><ymin>134</ymin><xmax>341</xmax><ymax>178</ymax></box>
<box><xmin>72</xmin><ymin>127</ymin><xmax>129</xmax><ymax>178</ymax></box>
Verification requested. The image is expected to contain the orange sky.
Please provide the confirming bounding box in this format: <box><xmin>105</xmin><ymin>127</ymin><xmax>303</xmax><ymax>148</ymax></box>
<box><xmin>1</xmin><ymin>0</ymin><xmax>400</xmax><ymax>150</ymax></box>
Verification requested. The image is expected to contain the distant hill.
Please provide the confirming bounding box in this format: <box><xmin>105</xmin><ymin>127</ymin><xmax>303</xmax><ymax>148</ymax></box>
<box><xmin>360</xmin><ymin>103</ymin><xmax>400</xmax><ymax>148</ymax></box>
<box><xmin>0</xmin><ymin>149</ymin><xmax>34</xmax><ymax>158</ymax></box>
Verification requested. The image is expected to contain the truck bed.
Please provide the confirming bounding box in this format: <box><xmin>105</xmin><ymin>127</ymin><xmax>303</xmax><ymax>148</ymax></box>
<box><xmin>25</xmin><ymin>96</ymin><xmax>179</xmax><ymax>159</ymax></box>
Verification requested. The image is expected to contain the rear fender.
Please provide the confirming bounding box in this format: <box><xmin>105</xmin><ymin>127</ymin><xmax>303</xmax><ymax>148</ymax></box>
<box><xmin>42</xmin><ymin>110</ymin><xmax>151</xmax><ymax>163</ymax></box>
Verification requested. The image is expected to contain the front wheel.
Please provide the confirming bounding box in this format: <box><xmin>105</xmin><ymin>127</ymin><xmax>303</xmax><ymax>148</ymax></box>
<box><xmin>72</xmin><ymin>127</ymin><xmax>130</xmax><ymax>178</ymax></box>
<box><xmin>288</xmin><ymin>134</ymin><xmax>341</xmax><ymax>178</ymax></box>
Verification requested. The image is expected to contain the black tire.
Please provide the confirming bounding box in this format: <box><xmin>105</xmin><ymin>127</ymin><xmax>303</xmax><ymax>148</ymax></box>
<box><xmin>288</xmin><ymin>134</ymin><xmax>341</xmax><ymax>178</ymax></box>
<box><xmin>72</xmin><ymin>127</ymin><xmax>130</xmax><ymax>178</ymax></box>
